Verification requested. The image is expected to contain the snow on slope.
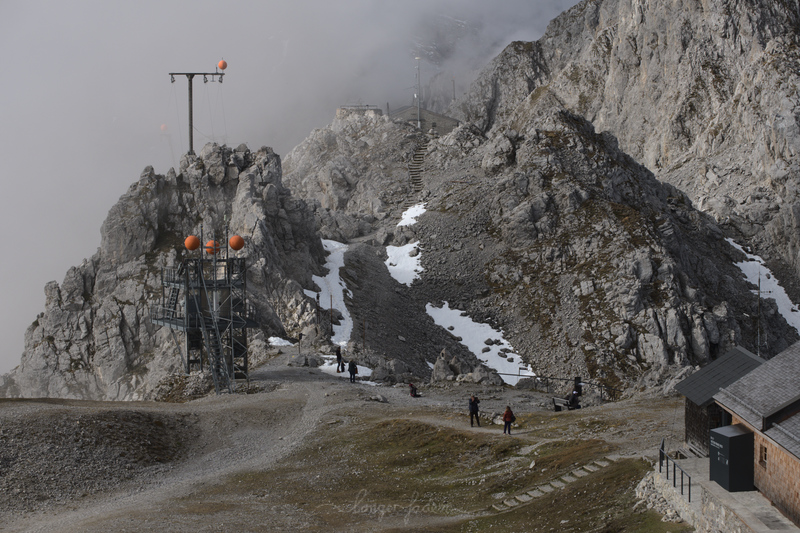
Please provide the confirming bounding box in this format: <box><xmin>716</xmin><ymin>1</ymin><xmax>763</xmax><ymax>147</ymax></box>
<box><xmin>385</xmin><ymin>242</ymin><xmax>424</xmax><ymax>286</ymax></box>
<box><xmin>385</xmin><ymin>203</ymin><xmax>427</xmax><ymax>286</ymax></box>
<box><xmin>426</xmin><ymin>302</ymin><xmax>535</xmax><ymax>386</ymax></box>
<box><xmin>727</xmin><ymin>238</ymin><xmax>800</xmax><ymax>335</ymax></box>
<box><xmin>304</xmin><ymin>240</ymin><xmax>354</xmax><ymax>346</ymax></box>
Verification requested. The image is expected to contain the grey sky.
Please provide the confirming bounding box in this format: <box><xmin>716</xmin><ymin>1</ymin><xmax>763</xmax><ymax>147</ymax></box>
<box><xmin>0</xmin><ymin>0</ymin><xmax>580</xmax><ymax>374</ymax></box>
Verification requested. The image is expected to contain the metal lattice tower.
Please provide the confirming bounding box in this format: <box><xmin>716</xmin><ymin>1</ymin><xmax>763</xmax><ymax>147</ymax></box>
<box><xmin>151</xmin><ymin>230</ymin><xmax>256</xmax><ymax>394</ymax></box>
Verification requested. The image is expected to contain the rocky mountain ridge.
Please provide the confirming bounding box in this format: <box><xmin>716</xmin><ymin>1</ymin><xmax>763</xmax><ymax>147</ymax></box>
<box><xmin>450</xmin><ymin>0</ymin><xmax>800</xmax><ymax>283</ymax></box>
<box><xmin>3</xmin><ymin>0</ymin><xmax>800</xmax><ymax>399</ymax></box>
<box><xmin>0</xmin><ymin>144</ymin><xmax>325</xmax><ymax>400</ymax></box>
<box><xmin>284</xmin><ymin>94</ymin><xmax>795</xmax><ymax>390</ymax></box>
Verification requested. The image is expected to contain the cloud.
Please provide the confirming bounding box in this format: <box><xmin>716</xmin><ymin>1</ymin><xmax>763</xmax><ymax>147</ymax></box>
<box><xmin>0</xmin><ymin>0</ymin><xmax>579</xmax><ymax>374</ymax></box>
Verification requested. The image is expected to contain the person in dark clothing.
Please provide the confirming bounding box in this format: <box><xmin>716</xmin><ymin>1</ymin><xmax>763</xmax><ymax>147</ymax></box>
<box><xmin>567</xmin><ymin>390</ymin><xmax>581</xmax><ymax>409</ymax></box>
<box><xmin>336</xmin><ymin>346</ymin><xmax>343</xmax><ymax>373</ymax></box>
<box><xmin>502</xmin><ymin>406</ymin><xmax>515</xmax><ymax>434</ymax></box>
<box><xmin>468</xmin><ymin>395</ymin><xmax>480</xmax><ymax>427</ymax></box>
<box><xmin>409</xmin><ymin>383</ymin><xmax>419</xmax><ymax>397</ymax></box>
<box><xmin>572</xmin><ymin>376</ymin><xmax>583</xmax><ymax>398</ymax></box>
<box><xmin>347</xmin><ymin>360</ymin><xmax>358</xmax><ymax>383</ymax></box>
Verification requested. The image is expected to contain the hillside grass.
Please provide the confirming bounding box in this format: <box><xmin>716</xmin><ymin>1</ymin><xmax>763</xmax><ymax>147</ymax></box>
<box><xmin>160</xmin><ymin>405</ymin><xmax>691</xmax><ymax>532</ymax></box>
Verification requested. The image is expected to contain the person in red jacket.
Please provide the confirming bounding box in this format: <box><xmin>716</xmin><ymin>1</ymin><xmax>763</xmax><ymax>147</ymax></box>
<box><xmin>502</xmin><ymin>406</ymin><xmax>515</xmax><ymax>435</ymax></box>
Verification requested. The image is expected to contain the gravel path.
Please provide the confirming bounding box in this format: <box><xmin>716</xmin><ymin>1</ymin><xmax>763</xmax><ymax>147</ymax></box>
<box><xmin>0</xmin><ymin>353</ymin><xmax>683</xmax><ymax>532</ymax></box>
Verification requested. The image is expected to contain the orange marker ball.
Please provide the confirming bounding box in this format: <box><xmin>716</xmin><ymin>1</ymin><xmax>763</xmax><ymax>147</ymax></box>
<box><xmin>185</xmin><ymin>235</ymin><xmax>200</xmax><ymax>250</ymax></box>
<box><xmin>205</xmin><ymin>240</ymin><xmax>220</xmax><ymax>254</ymax></box>
<box><xmin>218</xmin><ymin>59</ymin><xmax>227</xmax><ymax>70</ymax></box>
<box><xmin>229</xmin><ymin>235</ymin><xmax>244</xmax><ymax>250</ymax></box>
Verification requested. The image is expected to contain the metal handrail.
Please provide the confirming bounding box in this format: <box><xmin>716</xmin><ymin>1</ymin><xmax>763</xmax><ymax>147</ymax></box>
<box><xmin>500</xmin><ymin>373</ymin><xmax>622</xmax><ymax>401</ymax></box>
<box><xmin>659</xmin><ymin>437</ymin><xmax>692</xmax><ymax>502</ymax></box>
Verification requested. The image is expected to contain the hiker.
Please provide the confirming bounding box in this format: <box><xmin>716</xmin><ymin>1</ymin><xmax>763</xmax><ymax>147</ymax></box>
<box><xmin>336</xmin><ymin>346</ymin><xmax>343</xmax><ymax>373</ymax></box>
<box><xmin>348</xmin><ymin>360</ymin><xmax>358</xmax><ymax>383</ymax></box>
<box><xmin>409</xmin><ymin>383</ymin><xmax>419</xmax><ymax>397</ymax></box>
<box><xmin>567</xmin><ymin>390</ymin><xmax>581</xmax><ymax>410</ymax></box>
<box><xmin>469</xmin><ymin>395</ymin><xmax>481</xmax><ymax>427</ymax></box>
<box><xmin>503</xmin><ymin>406</ymin><xmax>516</xmax><ymax>435</ymax></box>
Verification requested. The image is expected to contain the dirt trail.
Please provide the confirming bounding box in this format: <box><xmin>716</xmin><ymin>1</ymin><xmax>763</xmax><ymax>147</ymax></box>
<box><xmin>4</xmin><ymin>357</ymin><xmax>344</xmax><ymax>533</ymax></box>
<box><xmin>1</xmin><ymin>353</ymin><xmax>684</xmax><ymax>532</ymax></box>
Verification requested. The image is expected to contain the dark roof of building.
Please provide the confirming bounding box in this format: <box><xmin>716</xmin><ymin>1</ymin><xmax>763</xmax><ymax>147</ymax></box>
<box><xmin>714</xmin><ymin>341</ymin><xmax>800</xmax><ymax>431</ymax></box>
<box><xmin>674</xmin><ymin>346</ymin><xmax>763</xmax><ymax>407</ymax></box>
<box><xmin>766</xmin><ymin>412</ymin><xmax>800</xmax><ymax>459</ymax></box>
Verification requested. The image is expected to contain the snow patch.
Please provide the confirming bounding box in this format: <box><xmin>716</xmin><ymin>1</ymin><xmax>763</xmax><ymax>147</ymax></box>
<box><xmin>727</xmin><ymin>238</ymin><xmax>800</xmax><ymax>335</ymax></box>
<box><xmin>385</xmin><ymin>241</ymin><xmax>423</xmax><ymax>286</ymax></box>
<box><xmin>398</xmin><ymin>203</ymin><xmax>426</xmax><ymax>227</ymax></box>
<box><xmin>268</xmin><ymin>337</ymin><xmax>293</xmax><ymax>346</ymax></box>
<box><xmin>425</xmin><ymin>302</ymin><xmax>535</xmax><ymax>385</ymax></box>
<box><xmin>305</xmin><ymin>240</ymin><xmax>353</xmax><ymax>345</ymax></box>
<box><xmin>319</xmin><ymin>355</ymin><xmax>375</xmax><ymax>385</ymax></box>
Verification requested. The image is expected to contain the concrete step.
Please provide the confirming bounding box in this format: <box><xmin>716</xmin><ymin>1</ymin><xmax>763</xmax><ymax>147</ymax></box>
<box><xmin>550</xmin><ymin>479</ymin><xmax>566</xmax><ymax>489</ymax></box>
<box><xmin>536</xmin><ymin>484</ymin><xmax>554</xmax><ymax>493</ymax></box>
<box><xmin>572</xmin><ymin>468</ymin><xmax>588</xmax><ymax>478</ymax></box>
<box><xmin>492</xmin><ymin>503</ymin><xmax>507</xmax><ymax>512</ymax></box>
<box><xmin>503</xmin><ymin>499</ymin><xmax>520</xmax><ymax>507</ymax></box>
<box><xmin>583</xmin><ymin>464</ymin><xmax>598</xmax><ymax>472</ymax></box>
<box><xmin>515</xmin><ymin>493</ymin><xmax>533</xmax><ymax>503</ymax></box>
<box><xmin>527</xmin><ymin>489</ymin><xmax>543</xmax><ymax>498</ymax></box>
<box><xmin>594</xmin><ymin>460</ymin><xmax>610</xmax><ymax>468</ymax></box>
<box><xmin>561</xmin><ymin>474</ymin><xmax>577</xmax><ymax>483</ymax></box>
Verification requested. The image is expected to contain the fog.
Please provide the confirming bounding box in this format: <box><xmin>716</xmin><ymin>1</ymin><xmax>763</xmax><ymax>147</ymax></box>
<box><xmin>0</xmin><ymin>0</ymin><xmax>580</xmax><ymax>374</ymax></box>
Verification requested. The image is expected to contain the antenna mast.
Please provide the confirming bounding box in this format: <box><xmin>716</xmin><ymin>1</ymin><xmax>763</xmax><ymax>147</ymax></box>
<box><xmin>169</xmin><ymin>59</ymin><xmax>227</xmax><ymax>155</ymax></box>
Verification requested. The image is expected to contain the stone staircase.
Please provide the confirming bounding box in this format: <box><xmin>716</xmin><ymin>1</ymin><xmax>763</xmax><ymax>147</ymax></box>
<box><xmin>489</xmin><ymin>456</ymin><xmax>618</xmax><ymax>513</ymax></box>
<box><xmin>403</xmin><ymin>138</ymin><xmax>429</xmax><ymax>208</ymax></box>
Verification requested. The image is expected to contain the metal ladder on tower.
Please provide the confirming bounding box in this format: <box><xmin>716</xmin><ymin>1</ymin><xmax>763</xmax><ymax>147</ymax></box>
<box><xmin>164</xmin><ymin>263</ymin><xmax>186</xmax><ymax>319</ymax></box>
<box><xmin>195</xmin><ymin>265</ymin><xmax>234</xmax><ymax>395</ymax></box>
<box><xmin>201</xmin><ymin>315</ymin><xmax>232</xmax><ymax>394</ymax></box>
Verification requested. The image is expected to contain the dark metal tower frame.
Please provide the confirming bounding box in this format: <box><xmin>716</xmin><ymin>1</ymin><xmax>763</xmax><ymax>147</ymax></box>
<box><xmin>151</xmin><ymin>232</ymin><xmax>256</xmax><ymax>394</ymax></box>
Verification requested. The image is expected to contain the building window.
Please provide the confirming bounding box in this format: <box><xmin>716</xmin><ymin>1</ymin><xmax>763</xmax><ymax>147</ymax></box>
<box><xmin>759</xmin><ymin>445</ymin><xmax>767</xmax><ymax>468</ymax></box>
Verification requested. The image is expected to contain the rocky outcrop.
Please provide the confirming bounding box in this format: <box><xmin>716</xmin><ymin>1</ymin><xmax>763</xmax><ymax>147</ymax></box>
<box><xmin>4</xmin><ymin>0</ymin><xmax>800</xmax><ymax>399</ymax></box>
<box><xmin>283</xmin><ymin>111</ymin><xmax>428</xmax><ymax>240</ymax></box>
<box><xmin>429</xmin><ymin>349</ymin><xmax>503</xmax><ymax>385</ymax></box>
<box><xmin>0</xmin><ymin>144</ymin><xmax>325</xmax><ymax>400</ymax></box>
<box><xmin>450</xmin><ymin>0</ymin><xmax>800</xmax><ymax>281</ymax></box>
<box><xmin>283</xmin><ymin>84</ymin><xmax>795</xmax><ymax>390</ymax></box>
<box><xmin>418</xmin><ymin>95</ymin><xmax>796</xmax><ymax>386</ymax></box>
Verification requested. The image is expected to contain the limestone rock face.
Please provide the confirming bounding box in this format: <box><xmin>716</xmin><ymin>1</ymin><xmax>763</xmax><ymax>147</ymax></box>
<box><xmin>451</xmin><ymin>0</ymin><xmax>800</xmax><ymax>279</ymax></box>
<box><xmin>283</xmin><ymin>111</ymin><xmax>425</xmax><ymax>241</ymax></box>
<box><xmin>283</xmin><ymin>83</ymin><xmax>796</xmax><ymax>390</ymax></box>
<box><xmin>5</xmin><ymin>0</ymin><xmax>800</xmax><ymax>399</ymax></box>
<box><xmin>0</xmin><ymin>144</ymin><xmax>325</xmax><ymax>400</ymax></box>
